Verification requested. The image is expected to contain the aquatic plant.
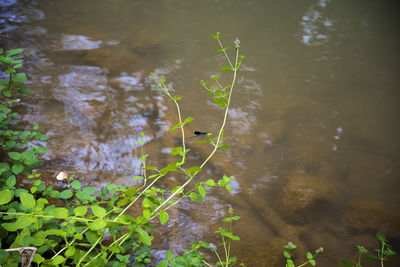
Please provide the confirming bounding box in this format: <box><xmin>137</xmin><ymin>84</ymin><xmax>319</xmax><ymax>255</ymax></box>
<box><xmin>0</xmin><ymin>33</ymin><xmax>245</xmax><ymax>266</ymax></box>
<box><xmin>283</xmin><ymin>242</ymin><xmax>323</xmax><ymax>267</ymax></box>
<box><xmin>342</xmin><ymin>231</ymin><xmax>397</xmax><ymax>267</ymax></box>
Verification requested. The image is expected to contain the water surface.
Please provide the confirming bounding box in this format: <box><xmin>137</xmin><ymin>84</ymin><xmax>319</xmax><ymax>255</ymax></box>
<box><xmin>1</xmin><ymin>0</ymin><xmax>400</xmax><ymax>266</ymax></box>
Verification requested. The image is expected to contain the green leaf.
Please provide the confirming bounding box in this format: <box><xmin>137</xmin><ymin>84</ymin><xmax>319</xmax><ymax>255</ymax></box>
<box><xmin>376</xmin><ymin>231</ymin><xmax>387</xmax><ymax>243</ymax></box>
<box><xmin>283</xmin><ymin>251</ymin><xmax>291</xmax><ymax>259</ymax></box>
<box><xmin>59</xmin><ymin>189</ymin><xmax>73</xmax><ymax>199</ymax></box>
<box><xmin>15</xmin><ymin>215</ymin><xmax>35</xmax><ymax>229</ymax></box>
<box><xmin>1</xmin><ymin>222</ymin><xmax>17</xmax><ymax>231</ymax></box>
<box><xmin>6</xmin><ymin>175</ymin><xmax>16</xmax><ymax>187</ymax></box>
<box><xmin>159</xmin><ymin>209</ymin><xmax>169</xmax><ymax>224</ymax></box>
<box><xmin>20</xmin><ymin>192</ymin><xmax>36</xmax><ymax>209</ymax></box>
<box><xmin>137</xmin><ymin>229</ymin><xmax>152</xmax><ymax>246</ymax></box>
<box><xmin>65</xmin><ymin>246</ymin><xmax>76</xmax><ymax>257</ymax></box>
<box><xmin>12</xmin><ymin>164</ymin><xmax>24</xmax><ymax>175</ymax></box>
<box><xmin>218</xmin><ymin>144</ymin><xmax>230</xmax><ymax>149</ymax></box>
<box><xmin>0</xmin><ymin>189</ymin><xmax>13</xmax><ymax>205</ymax></box>
<box><xmin>189</xmin><ymin>192</ymin><xmax>203</xmax><ymax>202</ymax></box>
<box><xmin>157</xmin><ymin>260</ymin><xmax>169</xmax><ymax>267</ymax></box>
<box><xmin>205</xmin><ymin>179</ymin><xmax>215</xmax><ymax>186</ymax></box>
<box><xmin>8</xmin><ymin>151</ymin><xmax>21</xmax><ymax>160</ymax></box>
<box><xmin>171</xmin><ymin>146</ymin><xmax>183</xmax><ymax>156</ymax></box>
<box><xmin>90</xmin><ymin>218</ymin><xmax>107</xmax><ymax>231</ymax></box>
<box><xmin>36</xmin><ymin>146</ymin><xmax>48</xmax><ymax>154</ymax></box>
<box><xmin>171</xmin><ymin>186</ymin><xmax>183</xmax><ymax>194</ymax></box>
<box><xmin>212</xmin><ymin>97</ymin><xmax>227</xmax><ymax>107</ymax></box>
<box><xmin>52</xmin><ymin>255</ymin><xmax>66</xmax><ymax>265</ymax></box>
<box><xmin>225</xmin><ymin>184</ymin><xmax>232</xmax><ymax>192</ymax></box>
<box><xmin>166</xmin><ymin>251</ymin><xmax>174</xmax><ymax>260</ymax></box>
<box><xmin>6</xmin><ymin>48</ymin><xmax>23</xmax><ymax>57</ymax></box>
<box><xmin>44</xmin><ymin>229</ymin><xmax>67</xmax><ymax>237</ymax></box>
<box><xmin>13</xmin><ymin>73</ymin><xmax>27</xmax><ymax>83</ymax></box>
<box><xmin>49</xmin><ymin>207</ymin><xmax>69</xmax><ymax>219</ymax></box>
<box><xmin>183</xmin><ymin>116</ymin><xmax>194</xmax><ymax>124</ymax></box>
<box><xmin>306</xmin><ymin>252</ymin><xmax>313</xmax><ymax>259</ymax></box>
<box><xmin>186</xmin><ymin>166</ymin><xmax>201</xmax><ymax>176</ymax></box>
<box><xmin>198</xmin><ymin>186</ymin><xmax>207</xmax><ymax>197</ymax></box>
<box><xmin>18</xmin><ymin>88</ymin><xmax>34</xmax><ymax>95</ymax></box>
<box><xmin>219</xmin><ymin>66</ymin><xmax>232</xmax><ymax>71</ymax></box>
<box><xmin>71</xmin><ymin>180</ymin><xmax>81</xmax><ymax>190</ymax></box>
<box><xmin>92</xmin><ymin>205</ymin><xmax>107</xmax><ymax>218</ymax></box>
<box><xmin>309</xmin><ymin>259</ymin><xmax>316</xmax><ymax>266</ymax></box>
<box><xmin>33</xmin><ymin>253</ymin><xmax>45</xmax><ymax>264</ymax></box>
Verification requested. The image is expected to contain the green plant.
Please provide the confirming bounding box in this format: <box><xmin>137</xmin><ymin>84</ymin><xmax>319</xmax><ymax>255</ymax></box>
<box><xmin>342</xmin><ymin>231</ymin><xmax>397</xmax><ymax>267</ymax></box>
<box><xmin>157</xmin><ymin>207</ymin><xmax>245</xmax><ymax>267</ymax></box>
<box><xmin>283</xmin><ymin>242</ymin><xmax>323</xmax><ymax>267</ymax></box>
<box><xmin>0</xmin><ymin>47</ymin><xmax>48</xmax><ymax>181</ymax></box>
<box><xmin>0</xmin><ymin>32</ymin><xmax>245</xmax><ymax>266</ymax></box>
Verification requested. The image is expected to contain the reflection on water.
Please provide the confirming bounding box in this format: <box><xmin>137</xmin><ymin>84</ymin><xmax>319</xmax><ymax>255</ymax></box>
<box><xmin>1</xmin><ymin>0</ymin><xmax>400</xmax><ymax>266</ymax></box>
<box><xmin>299</xmin><ymin>0</ymin><xmax>334</xmax><ymax>46</ymax></box>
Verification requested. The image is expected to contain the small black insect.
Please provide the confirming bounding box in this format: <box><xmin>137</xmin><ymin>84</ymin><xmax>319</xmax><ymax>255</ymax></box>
<box><xmin>191</xmin><ymin>131</ymin><xmax>208</xmax><ymax>138</ymax></box>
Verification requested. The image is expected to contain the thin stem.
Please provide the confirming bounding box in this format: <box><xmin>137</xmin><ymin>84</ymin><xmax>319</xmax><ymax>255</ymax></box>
<box><xmin>380</xmin><ymin>242</ymin><xmax>385</xmax><ymax>267</ymax></box>
<box><xmin>151</xmin><ymin>45</ymin><xmax>240</xmax><ymax>218</ymax></box>
<box><xmin>221</xmin><ymin>234</ymin><xmax>228</xmax><ymax>267</ymax></box>
<box><xmin>77</xmin><ymin>232</ymin><xmax>104</xmax><ymax>266</ymax></box>
<box><xmin>213</xmin><ymin>249</ymin><xmax>224</xmax><ymax>266</ymax></box>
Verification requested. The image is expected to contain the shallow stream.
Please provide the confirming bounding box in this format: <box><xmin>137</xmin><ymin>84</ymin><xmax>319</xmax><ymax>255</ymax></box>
<box><xmin>1</xmin><ymin>0</ymin><xmax>400</xmax><ymax>266</ymax></box>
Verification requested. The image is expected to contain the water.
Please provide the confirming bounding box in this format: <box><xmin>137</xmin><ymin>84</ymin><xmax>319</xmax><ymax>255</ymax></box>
<box><xmin>1</xmin><ymin>0</ymin><xmax>400</xmax><ymax>266</ymax></box>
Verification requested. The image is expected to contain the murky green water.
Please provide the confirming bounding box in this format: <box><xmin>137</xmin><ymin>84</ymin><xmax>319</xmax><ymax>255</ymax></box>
<box><xmin>1</xmin><ymin>0</ymin><xmax>400</xmax><ymax>266</ymax></box>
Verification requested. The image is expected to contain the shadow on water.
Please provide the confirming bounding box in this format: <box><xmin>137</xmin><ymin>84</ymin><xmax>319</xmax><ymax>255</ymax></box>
<box><xmin>1</xmin><ymin>0</ymin><xmax>400</xmax><ymax>266</ymax></box>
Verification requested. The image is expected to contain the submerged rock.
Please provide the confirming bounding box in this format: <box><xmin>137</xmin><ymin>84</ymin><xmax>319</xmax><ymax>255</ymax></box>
<box><xmin>238</xmin><ymin>238</ymin><xmax>286</xmax><ymax>267</ymax></box>
<box><xmin>342</xmin><ymin>200</ymin><xmax>400</xmax><ymax>238</ymax></box>
<box><xmin>276</xmin><ymin>172</ymin><xmax>337</xmax><ymax>222</ymax></box>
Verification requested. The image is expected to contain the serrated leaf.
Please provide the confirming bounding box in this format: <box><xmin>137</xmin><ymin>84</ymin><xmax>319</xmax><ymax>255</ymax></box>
<box><xmin>92</xmin><ymin>205</ymin><xmax>107</xmax><ymax>218</ymax></box>
<box><xmin>20</xmin><ymin>192</ymin><xmax>36</xmax><ymax>209</ymax></box>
